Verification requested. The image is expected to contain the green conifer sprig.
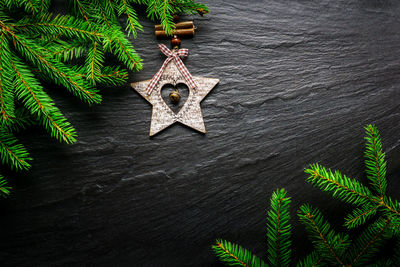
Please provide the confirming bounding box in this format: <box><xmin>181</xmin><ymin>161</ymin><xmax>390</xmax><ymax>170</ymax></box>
<box><xmin>305</xmin><ymin>164</ymin><xmax>373</xmax><ymax>206</ymax></box>
<box><xmin>213</xmin><ymin>125</ymin><xmax>400</xmax><ymax>266</ymax></box>
<box><xmin>8</xmin><ymin>26</ymin><xmax>102</xmax><ymax>104</ymax></box>
<box><xmin>266</xmin><ymin>189</ymin><xmax>291</xmax><ymax>267</ymax></box>
<box><xmin>116</xmin><ymin>0</ymin><xmax>142</xmax><ymax>37</ymax></box>
<box><xmin>213</xmin><ymin>239</ymin><xmax>268</xmax><ymax>267</ymax></box>
<box><xmin>0</xmin><ymin>0</ymin><xmax>208</xmax><ymax>196</ymax></box>
<box><xmin>0</xmin><ymin>32</ymin><xmax>15</xmax><ymax>124</ymax></box>
<box><xmin>11</xmin><ymin>54</ymin><xmax>77</xmax><ymax>143</ymax></box>
<box><xmin>171</xmin><ymin>0</ymin><xmax>209</xmax><ymax>15</ymax></box>
<box><xmin>346</xmin><ymin>217</ymin><xmax>392</xmax><ymax>265</ymax></box>
<box><xmin>0</xmin><ymin>127</ymin><xmax>31</xmax><ymax>170</ymax></box>
<box><xmin>84</xmin><ymin>41</ymin><xmax>105</xmax><ymax>83</ymax></box>
<box><xmin>295</xmin><ymin>251</ymin><xmax>320</xmax><ymax>267</ymax></box>
<box><xmin>0</xmin><ymin>174</ymin><xmax>11</xmax><ymax>197</ymax></box>
<box><xmin>305</xmin><ymin>125</ymin><xmax>400</xmax><ymax>228</ymax></box>
<box><xmin>297</xmin><ymin>204</ymin><xmax>350</xmax><ymax>266</ymax></box>
<box><xmin>344</xmin><ymin>204</ymin><xmax>378</xmax><ymax>229</ymax></box>
<box><xmin>364</xmin><ymin>124</ymin><xmax>387</xmax><ymax>196</ymax></box>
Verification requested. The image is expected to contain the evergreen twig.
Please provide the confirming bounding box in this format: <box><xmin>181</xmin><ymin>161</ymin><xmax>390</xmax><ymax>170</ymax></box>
<box><xmin>0</xmin><ymin>174</ymin><xmax>11</xmax><ymax>197</ymax></box>
<box><xmin>213</xmin><ymin>239</ymin><xmax>268</xmax><ymax>267</ymax></box>
<box><xmin>267</xmin><ymin>189</ymin><xmax>291</xmax><ymax>267</ymax></box>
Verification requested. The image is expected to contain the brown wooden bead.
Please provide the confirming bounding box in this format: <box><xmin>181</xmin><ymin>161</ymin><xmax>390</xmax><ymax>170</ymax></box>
<box><xmin>171</xmin><ymin>35</ymin><xmax>181</xmax><ymax>48</ymax></box>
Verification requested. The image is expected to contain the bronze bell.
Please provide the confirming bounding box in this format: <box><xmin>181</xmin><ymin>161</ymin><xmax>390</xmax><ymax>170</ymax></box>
<box><xmin>169</xmin><ymin>90</ymin><xmax>181</xmax><ymax>104</ymax></box>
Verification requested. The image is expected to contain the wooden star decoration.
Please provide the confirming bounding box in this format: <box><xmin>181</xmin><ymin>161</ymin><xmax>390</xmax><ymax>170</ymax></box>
<box><xmin>131</xmin><ymin>59</ymin><xmax>219</xmax><ymax>136</ymax></box>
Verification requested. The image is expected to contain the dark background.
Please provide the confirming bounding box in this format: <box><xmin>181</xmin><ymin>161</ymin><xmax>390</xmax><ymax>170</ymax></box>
<box><xmin>1</xmin><ymin>0</ymin><xmax>400</xmax><ymax>266</ymax></box>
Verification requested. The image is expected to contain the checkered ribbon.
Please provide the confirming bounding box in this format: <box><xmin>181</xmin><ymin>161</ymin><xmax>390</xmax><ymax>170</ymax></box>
<box><xmin>145</xmin><ymin>44</ymin><xmax>198</xmax><ymax>95</ymax></box>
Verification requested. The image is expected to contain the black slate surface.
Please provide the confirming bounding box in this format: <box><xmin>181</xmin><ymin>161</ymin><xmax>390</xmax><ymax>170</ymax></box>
<box><xmin>1</xmin><ymin>0</ymin><xmax>400</xmax><ymax>266</ymax></box>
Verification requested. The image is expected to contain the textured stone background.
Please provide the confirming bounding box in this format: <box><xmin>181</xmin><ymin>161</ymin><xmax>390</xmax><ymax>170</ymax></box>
<box><xmin>1</xmin><ymin>0</ymin><xmax>400</xmax><ymax>266</ymax></box>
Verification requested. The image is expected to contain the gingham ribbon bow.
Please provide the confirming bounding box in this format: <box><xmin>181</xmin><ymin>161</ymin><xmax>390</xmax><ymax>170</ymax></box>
<box><xmin>145</xmin><ymin>44</ymin><xmax>198</xmax><ymax>95</ymax></box>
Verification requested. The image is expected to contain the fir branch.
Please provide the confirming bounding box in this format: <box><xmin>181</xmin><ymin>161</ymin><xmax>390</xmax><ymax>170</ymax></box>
<box><xmin>8</xmin><ymin>32</ymin><xmax>102</xmax><ymax>104</ymax></box>
<box><xmin>50</xmin><ymin>40</ymin><xmax>87</xmax><ymax>62</ymax></box>
<box><xmin>37</xmin><ymin>38</ymin><xmax>85</xmax><ymax>62</ymax></box>
<box><xmin>84</xmin><ymin>40</ymin><xmax>105</xmax><ymax>83</ymax></box>
<box><xmin>68</xmin><ymin>0</ymin><xmax>93</xmax><ymax>23</ymax></box>
<box><xmin>172</xmin><ymin>0</ymin><xmax>209</xmax><ymax>15</ymax></box>
<box><xmin>0</xmin><ymin>127</ymin><xmax>31</xmax><ymax>170</ymax></box>
<box><xmin>116</xmin><ymin>0</ymin><xmax>143</xmax><ymax>37</ymax></box>
<box><xmin>38</xmin><ymin>0</ymin><xmax>51</xmax><ymax>13</ymax></box>
<box><xmin>378</xmin><ymin>196</ymin><xmax>400</xmax><ymax>218</ymax></box>
<box><xmin>113</xmin><ymin>37</ymin><xmax>142</xmax><ymax>70</ymax></box>
<box><xmin>3</xmin><ymin>107</ymin><xmax>35</xmax><ymax>133</ymax></box>
<box><xmin>0</xmin><ymin>32</ymin><xmax>16</xmax><ymax>125</ymax></box>
<box><xmin>146</xmin><ymin>0</ymin><xmax>175</xmax><ymax>35</ymax></box>
<box><xmin>96</xmin><ymin>66</ymin><xmax>129</xmax><ymax>86</ymax></box>
<box><xmin>3</xmin><ymin>0</ymin><xmax>38</xmax><ymax>14</ymax></box>
<box><xmin>348</xmin><ymin>217</ymin><xmax>392</xmax><ymax>265</ymax></box>
<box><xmin>212</xmin><ymin>239</ymin><xmax>268</xmax><ymax>267</ymax></box>
<box><xmin>23</xmin><ymin>0</ymin><xmax>37</xmax><ymax>13</ymax></box>
<box><xmin>297</xmin><ymin>204</ymin><xmax>349</xmax><ymax>266</ymax></box>
<box><xmin>364</xmin><ymin>124</ymin><xmax>387</xmax><ymax>196</ymax></box>
<box><xmin>10</xmin><ymin>54</ymin><xmax>77</xmax><ymax>144</ymax></box>
<box><xmin>267</xmin><ymin>188</ymin><xmax>291</xmax><ymax>267</ymax></box>
<box><xmin>391</xmin><ymin>217</ymin><xmax>400</xmax><ymax>236</ymax></box>
<box><xmin>16</xmin><ymin>14</ymin><xmax>142</xmax><ymax>71</ymax></box>
<box><xmin>103</xmin><ymin>25</ymin><xmax>142</xmax><ymax>71</ymax></box>
<box><xmin>94</xmin><ymin>0</ymin><xmax>118</xmax><ymax>28</ymax></box>
<box><xmin>159</xmin><ymin>0</ymin><xmax>175</xmax><ymax>35</ymax></box>
<box><xmin>344</xmin><ymin>205</ymin><xmax>378</xmax><ymax>229</ymax></box>
<box><xmin>305</xmin><ymin>164</ymin><xmax>372</xmax><ymax>206</ymax></box>
<box><xmin>296</xmin><ymin>251</ymin><xmax>321</xmax><ymax>267</ymax></box>
<box><xmin>71</xmin><ymin>65</ymin><xmax>128</xmax><ymax>86</ymax></box>
<box><xmin>0</xmin><ymin>174</ymin><xmax>11</xmax><ymax>197</ymax></box>
<box><xmin>15</xmin><ymin>14</ymin><xmax>103</xmax><ymax>41</ymax></box>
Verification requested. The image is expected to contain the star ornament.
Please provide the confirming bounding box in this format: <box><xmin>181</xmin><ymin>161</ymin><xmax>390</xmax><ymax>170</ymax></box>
<box><xmin>131</xmin><ymin>56</ymin><xmax>219</xmax><ymax>136</ymax></box>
